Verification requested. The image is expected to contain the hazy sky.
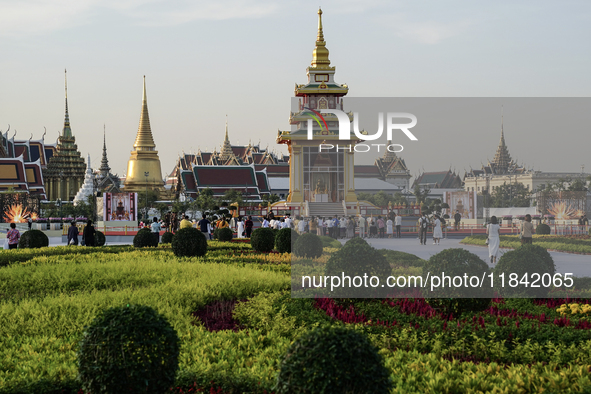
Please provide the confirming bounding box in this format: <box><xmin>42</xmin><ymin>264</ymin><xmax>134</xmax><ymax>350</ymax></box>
<box><xmin>1</xmin><ymin>0</ymin><xmax>590</xmax><ymax>179</ymax></box>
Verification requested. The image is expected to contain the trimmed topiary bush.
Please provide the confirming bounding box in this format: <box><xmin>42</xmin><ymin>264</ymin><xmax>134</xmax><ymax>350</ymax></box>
<box><xmin>213</xmin><ymin>227</ymin><xmax>234</xmax><ymax>242</ymax></box>
<box><xmin>95</xmin><ymin>230</ymin><xmax>106</xmax><ymax>247</ymax></box>
<box><xmin>318</xmin><ymin>235</ymin><xmax>341</xmax><ymax>249</ymax></box>
<box><xmin>18</xmin><ymin>229</ymin><xmax>49</xmax><ymax>249</ymax></box>
<box><xmin>423</xmin><ymin>248</ymin><xmax>491</xmax><ymax>315</ymax></box>
<box><xmin>536</xmin><ymin>223</ymin><xmax>551</xmax><ymax>235</ymax></box>
<box><xmin>133</xmin><ymin>227</ymin><xmax>157</xmax><ymax>248</ymax></box>
<box><xmin>324</xmin><ymin>237</ymin><xmax>391</xmax><ymax>297</ymax></box>
<box><xmin>275</xmin><ymin>228</ymin><xmax>299</xmax><ymax>253</ymax></box>
<box><xmin>293</xmin><ymin>232</ymin><xmax>323</xmax><ymax>258</ymax></box>
<box><xmin>250</xmin><ymin>228</ymin><xmax>275</xmax><ymax>252</ymax></box>
<box><xmin>171</xmin><ymin>227</ymin><xmax>207</xmax><ymax>257</ymax></box>
<box><xmin>274</xmin><ymin>326</ymin><xmax>392</xmax><ymax>393</ymax></box>
<box><xmin>161</xmin><ymin>231</ymin><xmax>174</xmax><ymax>244</ymax></box>
<box><xmin>494</xmin><ymin>244</ymin><xmax>556</xmax><ymax>297</ymax></box>
<box><xmin>77</xmin><ymin>304</ymin><xmax>180</xmax><ymax>394</ymax></box>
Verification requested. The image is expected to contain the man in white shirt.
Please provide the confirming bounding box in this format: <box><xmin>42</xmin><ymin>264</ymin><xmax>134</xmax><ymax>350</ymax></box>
<box><xmin>326</xmin><ymin>217</ymin><xmax>334</xmax><ymax>238</ymax></box>
<box><xmin>284</xmin><ymin>215</ymin><xmax>292</xmax><ymax>229</ymax></box>
<box><xmin>317</xmin><ymin>217</ymin><xmax>324</xmax><ymax>236</ymax></box>
<box><xmin>262</xmin><ymin>218</ymin><xmax>269</xmax><ymax>228</ymax></box>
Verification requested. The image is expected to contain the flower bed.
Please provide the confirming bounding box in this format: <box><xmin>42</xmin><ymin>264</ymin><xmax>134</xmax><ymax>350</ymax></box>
<box><xmin>2</xmin><ymin>245</ymin><xmax>591</xmax><ymax>393</ymax></box>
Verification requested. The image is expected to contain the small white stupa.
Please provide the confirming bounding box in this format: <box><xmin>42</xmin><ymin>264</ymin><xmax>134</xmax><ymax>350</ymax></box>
<box><xmin>74</xmin><ymin>154</ymin><xmax>95</xmax><ymax>206</ymax></box>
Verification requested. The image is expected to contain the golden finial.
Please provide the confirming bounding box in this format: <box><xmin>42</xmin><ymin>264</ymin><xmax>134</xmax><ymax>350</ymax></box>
<box><xmin>311</xmin><ymin>8</ymin><xmax>330</xmax><ymax>68</ymax></box>
<box><xmin>317</xmin><ymin>8</ymin><xmax>324</xmax><ymax>42</ymax></box>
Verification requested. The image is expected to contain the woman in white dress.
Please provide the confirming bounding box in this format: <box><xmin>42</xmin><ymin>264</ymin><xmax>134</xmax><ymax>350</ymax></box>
<box><xmin>432</xmin><ymin>215</ymin><xmax>442</xmax><ymax>245</ymax></box>
<box><xmin>386</xmin><ymin>218</ymin><xmax>393</xmax><ymax>238</ymax></box>
<box><xmin>486</xmin><ymin>215</ymin><xmax>501</xmax><ymax>264</ymax></box>
<box><xmin>236</xmin><ymin>217</ymin><xmax>245</xmax><ymax>239</ymax></box>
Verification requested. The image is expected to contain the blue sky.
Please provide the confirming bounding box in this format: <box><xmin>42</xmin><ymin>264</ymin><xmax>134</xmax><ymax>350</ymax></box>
<box><xmin>1</xmin><ymin>0</ymin><xmax>590</xmax><ymax>178</ymax></box>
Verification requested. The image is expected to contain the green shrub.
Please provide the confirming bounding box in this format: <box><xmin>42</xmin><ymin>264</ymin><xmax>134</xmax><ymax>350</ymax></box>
<box><xmin>275</xmin><ymin>228</ymin><xmax>298</xmax><ymax>253</ymax></box>
<box><xmin>494</xmin><ymin>244</ymin><xmax>556</xmax><ymax>297</ymax></box>
<box><xmin>17</xmin><ymin>229</ymin><xmax>49</xmax><ymax>249</ymax></box>
<box><xmin>171</xmin><ymin>227</ymin><xmax>208</xmax><ymax>257</ymax></box>
<box><xmin>161</xmin><ymin>231</ymin><xmax>174</xmax><ymax>244</ymax></box>
<box><xmin>134</xmin><ymin>227</ymin><xmax>157</xmax><ymax>248</ymax></box>
<box><xmin>423</xmin><ymin>249</ymin><xmax>491</xmax><ymax>314</ymax></box>
<box><xmin>95</xmin><ymin>230</ymin><xmax>106</xmax><ymax>247</ymax></box>
<box><xmin>214</xmin><ymin>227</ymin><xmax>234</xmax><ymax>242</ymax></box>
<box><xmin>293</xmin><ymin>233</ymin><xmax>323</xmax><ymax>258</ymax></box>
<box><xmin>251</xmin><ymin>228</ymin><xmax>275</xmax><ymax>252</ymax></box>
<box><xmin>324</xmin><ymin>237</ymin><xmax>390</xmax><ymax>297</ymax></box>
<box><xmin>274</xmin><ymin>326</ymin><xmax>392</xmax><ymax>394</ymax></box>
<box><xmin>77</xmin><ymin>304</ymin><xmax>180</xmax><ymax>394</ymax></box>
<box><xmin>536</xmin><ymin>223</ymin><xmax>551</xmax><ymax>235</ymax></box>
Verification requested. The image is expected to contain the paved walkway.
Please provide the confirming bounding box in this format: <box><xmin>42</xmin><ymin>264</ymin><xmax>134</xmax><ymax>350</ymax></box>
<box><xmin>341</xmin><ymin>237</ymin><xmax>591</xmax><ymax>277</ymax></box>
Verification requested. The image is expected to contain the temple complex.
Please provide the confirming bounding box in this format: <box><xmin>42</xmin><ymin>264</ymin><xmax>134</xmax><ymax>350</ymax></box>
<box><xmin>123</xmin><ymin>76</ymin><xmax>166</xmax><ymax>197</ymax></box>
<box><xmin>43</xmin><ymin>70</ymin><xmax>86</xmax><ymax>201</ymax></box>
<box><xmin>464</xmin><ymin>121</ymin><xmax>587</xmax><ymax>194</ymax></box>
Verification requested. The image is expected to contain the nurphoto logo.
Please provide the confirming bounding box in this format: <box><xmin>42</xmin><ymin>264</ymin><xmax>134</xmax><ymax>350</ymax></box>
<box><xmin>304</xmin><ymin>108</ymin><xmax>418</xmax><ymax>153</ymax></box>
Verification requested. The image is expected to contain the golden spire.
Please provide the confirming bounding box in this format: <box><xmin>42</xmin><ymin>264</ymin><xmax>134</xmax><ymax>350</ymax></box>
<box><xmin>311</xmin><ymin>8</ymin><xmax>331</xmax><ymax>69</ymax></box>
<box><xmin>133</xmin><ymin>75</ymin><xmax>156</xmax><ymax>150</ymax></box>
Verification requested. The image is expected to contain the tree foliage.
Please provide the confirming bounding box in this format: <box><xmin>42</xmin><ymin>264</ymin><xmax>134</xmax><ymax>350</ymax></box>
<box><xmin>490</xmin><ymin>182</ymin><xmax>531</xmax><ymax>208</ymax></box>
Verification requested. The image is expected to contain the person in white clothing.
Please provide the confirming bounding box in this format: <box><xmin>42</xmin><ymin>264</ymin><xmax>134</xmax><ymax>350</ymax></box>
<box><xmin>358</xmin><ymin>215</ymin><xmax>366</xmax><ymax>238</ymax></box>
<box><xmin>262</xmin><ymin>218</ymin><xmax>269</xmax><ymax>228</ymax></box>
<box><xmin>486</xmin><ymin>215</ymin><xmax>501</xmax><ymax>264</ymax></box>
<box><xmin>298</xmin><ymin>218</ymin><xmax>306</xmax><ymax>233</ymax></box>
<box><xmin>386</xmin><ymin>218</ymin><xmax>393</xmax><ymax>238</ymax></box>
<box><xmin>394</xmin><ymin>214</ymin><xmax>402</xmax><ymax>238</ymax></box>
<box><xmin>432</xmin><ymin>215</ymin><xmax>442</xmax><ymax>245</ymax></box>
<box><xmin>284</xmin><ymin>215</ymin><xmax>292</xmax><ymax>229</ymax></box>
<box><xmin>236</xmin><ymin>218</ymin><xmax>245</xmax><ymax>238</ymax></box>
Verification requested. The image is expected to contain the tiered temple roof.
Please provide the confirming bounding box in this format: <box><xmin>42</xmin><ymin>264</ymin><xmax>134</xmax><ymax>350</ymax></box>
<box><xmin>413</xmin><ymin>170</ymin><xmax>462</xmax><ymax>189</ymax></box>
<box><xmin>0</xmin><ymin>126</ymin><xmax>48</xmax><ymax>198</ymax></box>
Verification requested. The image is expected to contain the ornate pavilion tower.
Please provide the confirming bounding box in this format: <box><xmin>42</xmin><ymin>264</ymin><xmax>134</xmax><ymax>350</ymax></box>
<box><xmin>277</xmin><ymin>8</ymin><xmax>357</xmax><ymax>204</ymax></box>
<box><xmin>44</xmin><ymin>70</ymin><xmax>86</xmax><ymax>201</ymax></box>
<box><xmin>123</xmin><ymin>76</ymin><xmax>165</xmax><ymax>196</ymax></box>
<box><xmin>96</xmin><ymin>126</ymin><xmax>120</xmax><ymax>192</ymax></box>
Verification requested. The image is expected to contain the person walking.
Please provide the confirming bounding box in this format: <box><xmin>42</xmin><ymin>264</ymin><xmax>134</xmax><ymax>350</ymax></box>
<box><xmin>418</xmin><ymin>213</ymin><xmax>429</xmax><ymax>245</ymax></box>
<box><xmin>386</xmin><ymin>217</ymin><xmax>393</xmax><ymax>238</ymax></box>
<box><xmin>198</xmin><ymin>216</ymin><xmax>211</xmax><ymax>238</ymax></box>
<box><xmin>6</xmin><ymin>223</ymin><xmax>20</xmax><ymax>249</ymax></box>
<box><xmin>486</xmin><ymin>216</ymin><xmax>501</xmax><ymax>264</ymax></box>
<box><xmin>454</xmin><ymin>210</ymin><xmax>461</xmax><ymax>231</ymax></box>
<box><xmin>394</xmin><ymin>214</ymin><xmax>402</xmax><ymax>238</ymax></box>
<box><xmin>27</xmin><ymin>217</ymin><xmax>32</xmax><ymax>231</ymax></box>
<box><xmin>67</xmin><ymin>221</ymin><xmax>79</xmax><ymax>246</ymax></box>
<box><xmin>244</xmin><ymin>216</ymin><xmax>254</xmax><ymax>238</ymax></box>
<box><xmin>151</xmin><ymin>217</ymin><xmax>161</xmax><ymax>245</ymax></box>
<box><xmin>83</xmin><ymin>219</ymin><xmax>96</xmax><ymax>247</ymax></box>
<box><xmin>432</xmin><ymin>215</ymin><xmax>442</xmax><ymax>245</ymax></box>
<box><xmin>520</xmin><ymin>214</ymin><xmax>534</xmax><ymax>245</ymax></box>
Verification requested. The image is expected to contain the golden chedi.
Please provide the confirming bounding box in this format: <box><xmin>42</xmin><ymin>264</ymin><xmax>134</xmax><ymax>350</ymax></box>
<box><xmin>123</xmin><ymin>76</ymin><xmax>165</xmax><ymax>196</ymax></box>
